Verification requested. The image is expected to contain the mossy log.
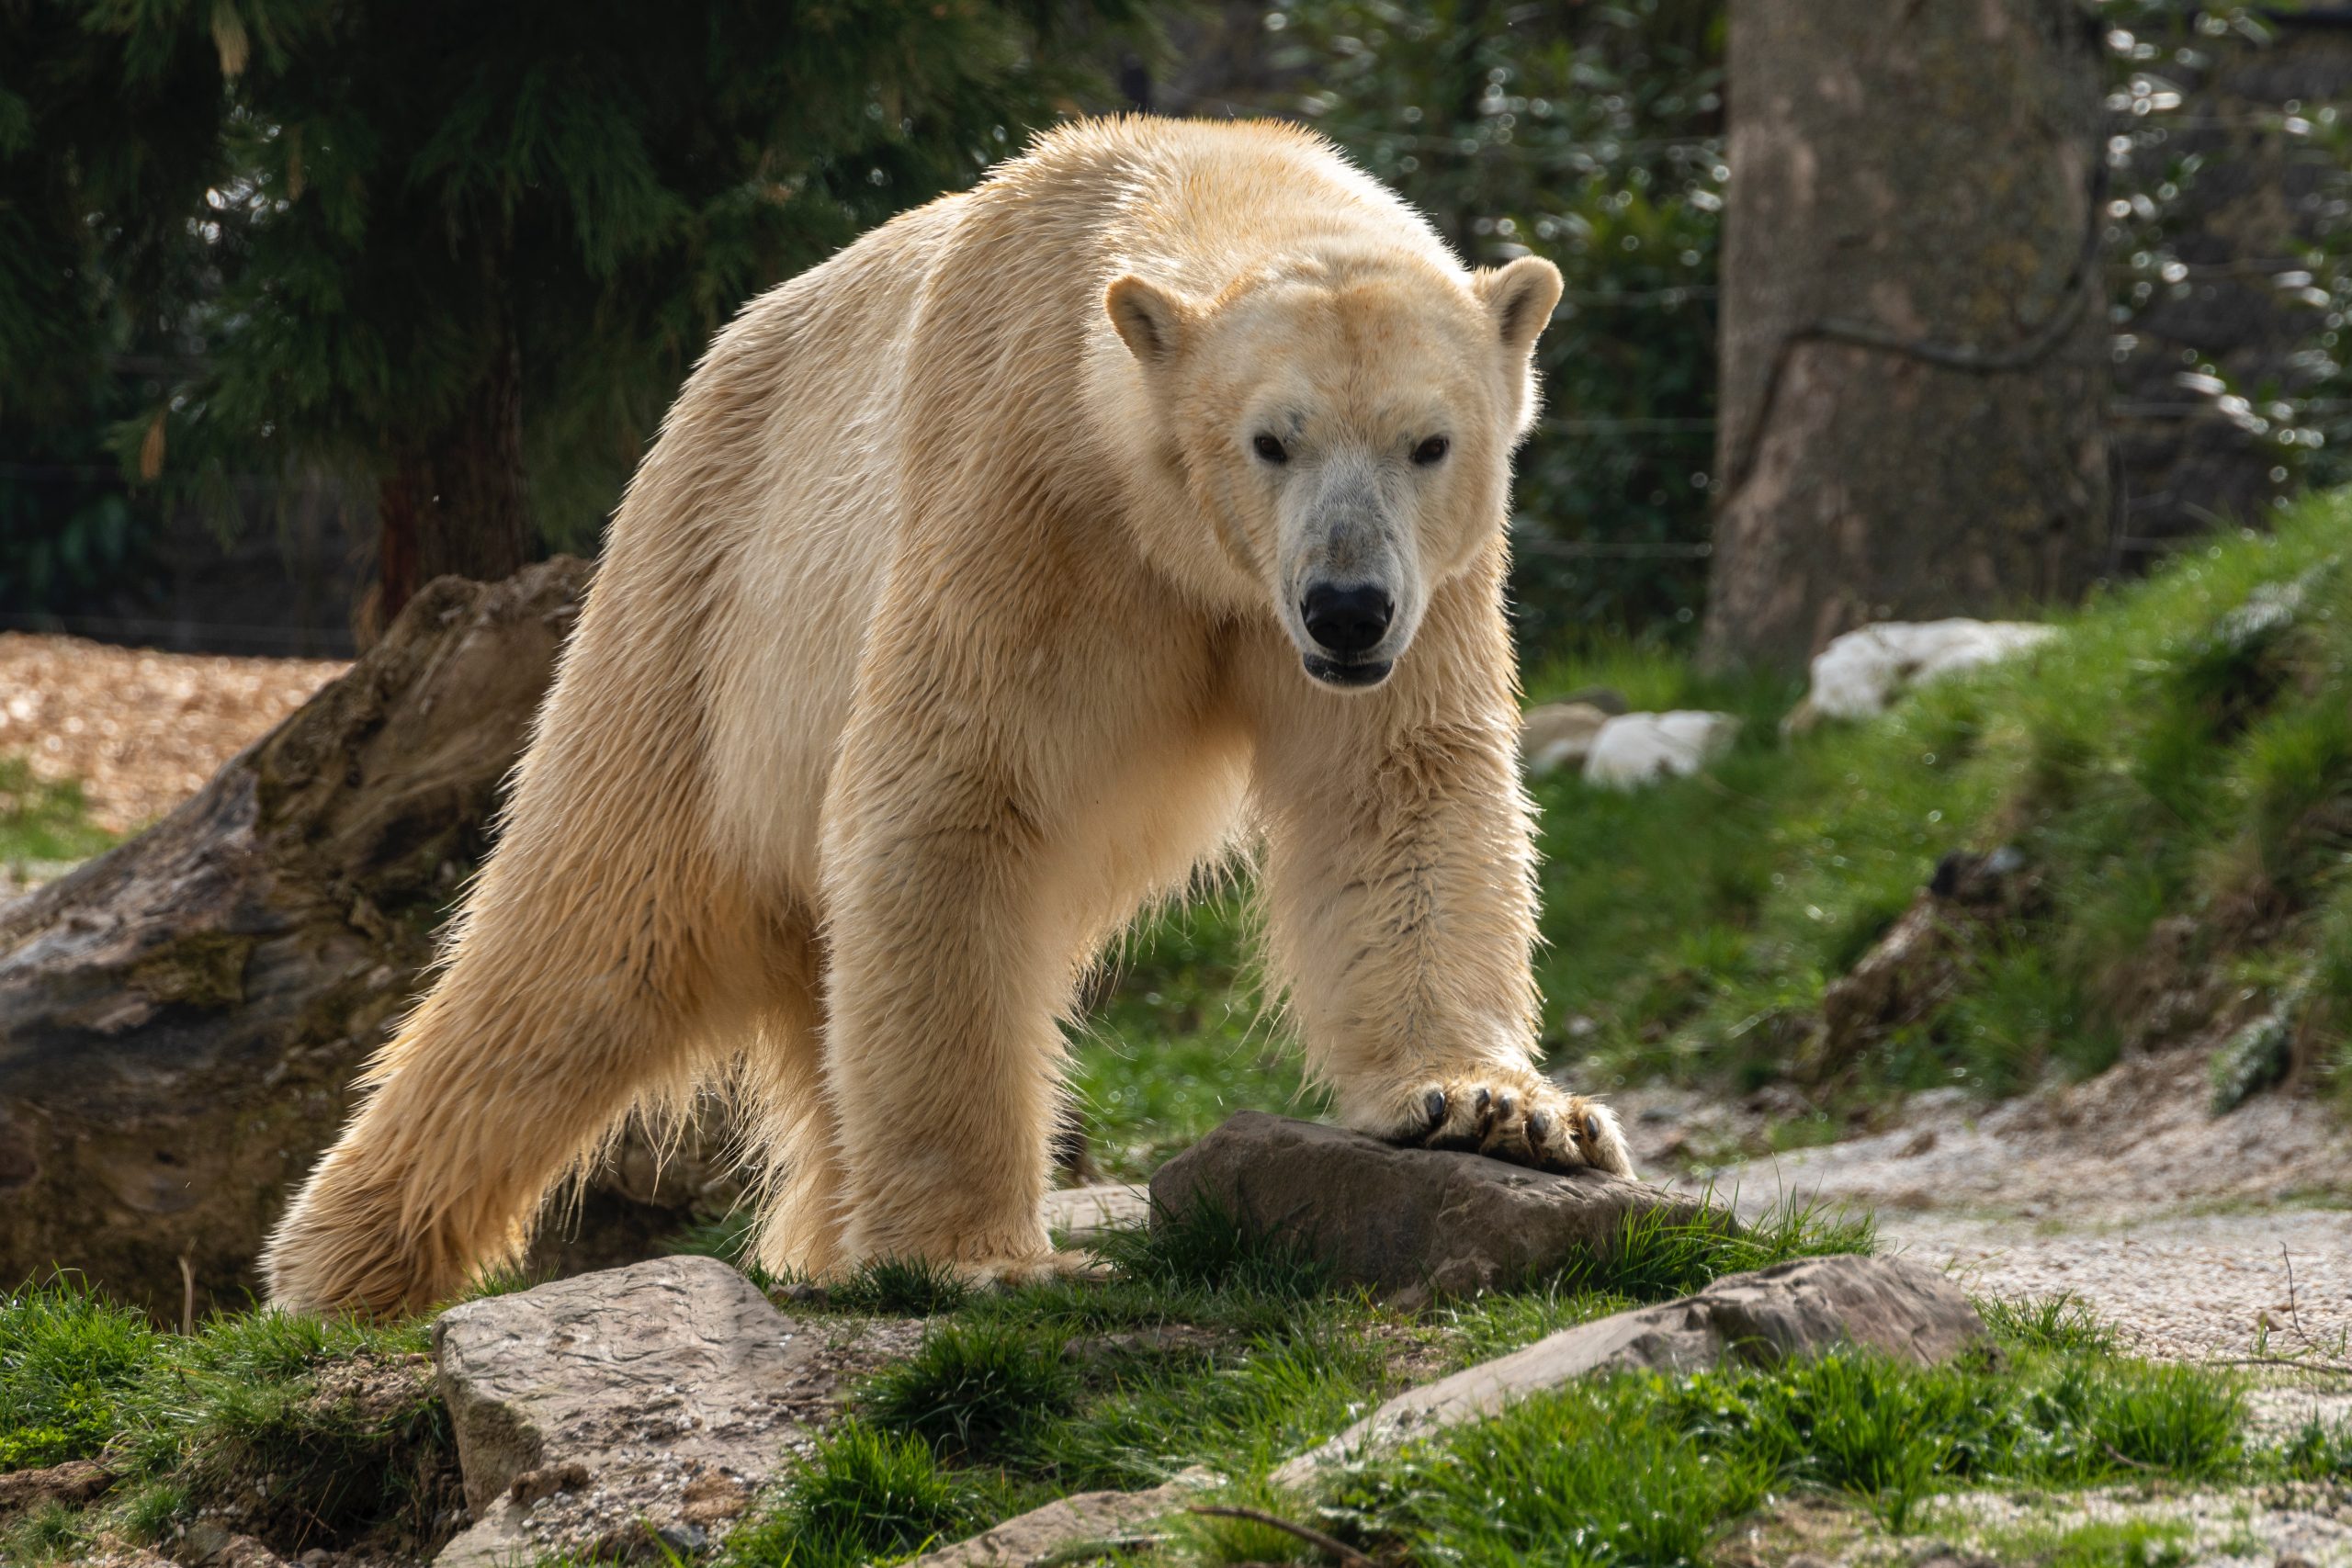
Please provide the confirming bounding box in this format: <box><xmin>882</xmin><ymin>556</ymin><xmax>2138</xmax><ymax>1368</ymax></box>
<box><xmin>0</xmin><ymin>560</ymin><xmax>740</xmax><ymax>1317</ymax></box>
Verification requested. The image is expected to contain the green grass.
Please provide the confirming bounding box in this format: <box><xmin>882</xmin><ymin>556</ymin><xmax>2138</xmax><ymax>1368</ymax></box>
<box><xmin>0</xmin><ymin>1278</ymin><xmax>160</xmax><ymax>1470</ymax></box>
<box><xmin>1973</xmin><ymin>1291</ymin><xmax>2120</xmax><ymax>1357</ymax></box>
<box><xmin>0</xmin><ymin>755</ymin><xmax>112</xmax><ymax>870</ymax></box>
<box><xmin>1530</xmin><ymin>498</ymin><xmax>2352</xmax><ymax>1103</ymax></box>
<box><xmin>1966</xmin><ymin>1517</ymin><xmax>2194</xmax><ymax>1568</ymax></box>
<box><xmin>0</xmin><ymin>1282</ymin><xmax>450</xmax><ymax>1555</ymax></box>
<box><xmin>1325</xmin><ymin>1347</ymin><xmax>2250</xmax><ymax>1563</ymax></box>
<box><xmin>720</xmin><ymin>1418</ymin><xmax>1012</xmax><ymax>1568</ymax></box>
<box><xmin>860</xmin><ymin>1320</ymin><xmax>1080</xmax><ymax>1461</ymax></box>
<box><xmin>1555</xmin><ymin>1193</ymin><xmax>1875</xmax><ymax>1303</ymax></box>
<box><xmin>1073</xmin><ymin>889</ymin><xmax>1321</xmax><ymax>1179</ymax></box>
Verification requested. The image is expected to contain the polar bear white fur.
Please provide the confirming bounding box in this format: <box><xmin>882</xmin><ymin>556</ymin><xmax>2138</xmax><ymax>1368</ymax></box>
<box><xmin>263</xmin><ymin>116</ymin><xmax>1632</xmax><ymax>1316</ymax></box>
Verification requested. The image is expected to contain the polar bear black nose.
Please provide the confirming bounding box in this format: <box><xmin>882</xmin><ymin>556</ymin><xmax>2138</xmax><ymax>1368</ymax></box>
<box><xmin>1301</xmin><ymin>583</ymin><xmax>1394</xmax><ymax>657</ymax></box>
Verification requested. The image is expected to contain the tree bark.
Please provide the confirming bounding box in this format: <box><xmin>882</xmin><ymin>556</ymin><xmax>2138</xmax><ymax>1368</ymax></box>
<box><xmin>1700</xmin><ymin>0</ymin><xmax>2111</xmax><ymax>674</ymax></box>
<box><xmin>0</xmin><ymin>559</ymin><xmax>741</xmax><ymax>1317</ymax></box>
<box><xmin>368</xmin><ymin>324</ymin><xmax>534</xmax><ymax>643</ymax></box>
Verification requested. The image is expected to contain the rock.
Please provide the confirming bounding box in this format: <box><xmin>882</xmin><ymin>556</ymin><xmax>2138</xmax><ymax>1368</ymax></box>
<box><xmin>1274</xmin><ymin>1253</ymin><xmax>1983</xmax><ymax>1483</ymax></box>
<box><xmin>216</xmin><ymin>1537</ymin><xmax>291</xmax><ymax>1568</ymax></box>
<box><xmin>0</xmin><ymin>1457</ymin><xmax>116</xmax><ymax>1517</ymax></box>
<box><xmin>430</xmin><ymin>1255</ymin><xmax>841</xmax><ymax>1567</ymax></box>
<box><xmin>1043</xmin><ymin>1181</ymin><xmax>1149</xmax><ymax>1244</ymax></box>
<box><xmin>1148</xmin><ymin>1111</ymin><xmax>1718</xmax><ymax>1300</ymax></box>
<box><xmin>1558</xmin><ymin>684</ymin><xmax>1632</xmax><ymax>716</ymax></box>
<box><xmin>1788</xmin><ymin>618</ymin><xmax>2058</xmax><ymax>732</ymax></box>
<box><xmin>1583</xmin><ymin>710</ymin><xmax>1741</xmax><ymax>788</ymax></box>
<box><xmin>902</xmin><ymin>1470</ymin><xmax>1215</xmax><ymax>1568</ymax></box>
<box><xmin>1519</xmin><ymin>702</ymin><xmax>1611</xmax><ymax>778</ymax></box>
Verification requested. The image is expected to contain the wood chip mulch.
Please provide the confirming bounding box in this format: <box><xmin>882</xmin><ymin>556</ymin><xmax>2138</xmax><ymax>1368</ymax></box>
<box><xmin>0</xmin><ymin>631</ymin><xmax>349</xmax><ymax>833</ymax></box>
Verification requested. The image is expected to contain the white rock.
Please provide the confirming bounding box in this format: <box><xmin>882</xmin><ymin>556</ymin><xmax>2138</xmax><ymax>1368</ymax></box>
<box><xmin>1800</xmin><ymin>619</ymin><xmax>2058</xmax><ymax>726</ymax></box>
<box><xmin>1518</xmin><ymin>702</ymin><xmax>1611</xmax><ymax>778</ymax></box>
<box><xmin>1583</xmin><ymin>710</ymin><xmax>1741</xmax><ymax>788</ymax></box>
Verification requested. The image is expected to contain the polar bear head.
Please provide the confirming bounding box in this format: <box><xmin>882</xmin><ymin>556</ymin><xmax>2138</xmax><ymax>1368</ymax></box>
<box><xmin>1105</xmin><ymin>252</ymin><xmax>1561</xmax><ymax>690</ymax></box>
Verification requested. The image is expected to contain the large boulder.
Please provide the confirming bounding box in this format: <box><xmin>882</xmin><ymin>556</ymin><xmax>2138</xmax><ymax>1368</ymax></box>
<box><xmin>1148</xmin><ymin>1111</ymin><xmax>1719</xmax><ymax>1299</ymax></box>
<box><xmin>1275</xmin><ymin>1252</ymin><xmax>1983</xmax><ymax>1483</ymax></box>
<box><xmin>432</xmin><ymin>1255</ymin><xmax>842</xmax><ymax>1566</ymax></box>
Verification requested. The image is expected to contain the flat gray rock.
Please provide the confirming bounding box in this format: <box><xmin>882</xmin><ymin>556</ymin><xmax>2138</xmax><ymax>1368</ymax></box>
<box><xmin>1148</xmin><ymin>1111</ymin><xmax>1717</xmax><ymax>1298</ymax></box>
<box><xmin>1273</xmin><ymin>1252</ymin><xmax>1984</xmax><ymax>1484</ymax></box>
<box><xmin>432</xmin><ymin>1255</ymin><xmax>837</xmax><ymax>1566</ymax></box>
<box><xmin>1043</xmin><ymin>1182</ymin><xmax>1149</xmax><ymax>1244</ymax></box>
<box><xmin>901</xmin><ymin>1470</ymin><xmax>1214</xmax><ymax>1568</ymax></box>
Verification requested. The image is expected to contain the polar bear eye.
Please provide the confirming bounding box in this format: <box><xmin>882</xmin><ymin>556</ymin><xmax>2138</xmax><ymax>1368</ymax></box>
<box><xmin>1411</xmin><ymin>435</ymin><xmax>1450</xmax><ymax>467</ymax></box>
<box><xmin>1252</xmin><ymin>434</ymin><xmax>1288</xmax><ymax>465</ymax></box>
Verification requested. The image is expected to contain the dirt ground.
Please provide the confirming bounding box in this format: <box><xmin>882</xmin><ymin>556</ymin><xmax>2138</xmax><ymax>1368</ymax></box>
<box><xmin>0</xmin><ymin>632</ymin><xmax>347</xmax><ymax>833</ymax></box>
<box><xmin>1623</xmin><ymin>1052</ymin><xmax>2352</xmax><ymax>1368</ymax></box>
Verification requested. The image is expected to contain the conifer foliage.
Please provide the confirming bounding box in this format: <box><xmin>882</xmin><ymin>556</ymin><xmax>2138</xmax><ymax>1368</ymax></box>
<box><xmin>0</xmin><ymin>0</ymin><xmax>1137</xmax><ymax>624</ymax></box>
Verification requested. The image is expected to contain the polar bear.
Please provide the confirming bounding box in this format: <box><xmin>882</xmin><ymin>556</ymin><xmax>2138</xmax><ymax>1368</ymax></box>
<box><xmin>263</xmin><ymin>116</ymin><xmax>1633</xmax><ymax>1316</ymax></box>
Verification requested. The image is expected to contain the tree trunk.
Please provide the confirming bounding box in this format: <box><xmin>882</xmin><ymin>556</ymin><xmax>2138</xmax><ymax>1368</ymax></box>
<box><xmin>1699</xmin><ymin>0</ymin><xmax>2111</xmax><ymax>674</ymax></box>
<box><xmin>0</xmin><ymin>559</ymin><xmax>741</xmax><ymax>1318</ymax></box>
<box><xmin>368</xmin><ymin>325</ymin><xmax>533</xmax><ymax>643</ymax></box>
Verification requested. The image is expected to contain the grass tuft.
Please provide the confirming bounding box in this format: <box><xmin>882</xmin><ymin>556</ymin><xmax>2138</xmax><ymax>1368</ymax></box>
<box><xmin>861</xmin><ymin>1320</ymin><xmax>1079</xmax><ymax>1461</ymax></box>
<box><xmin>720</xmin><ymin>1418</ymin><xmax>995</xmax><ymax>1568</ymax></box>
<box><xmin>0</xmin><ymin>1277</ymin><xmax>160</xmax><ymax>1471</ymax></box>
<box><xmin>828</xmin><ymin>1257</ymin><xmax>972</xmax><ymax>1317</ymax></box>
<box><xmin>2</xmin><ymin>1500</ymin><xmax>92</xmax><ymax>1564</ymax></box>
<box><xmin>1555</xmin><ymin>1193</ymin><xmax>1874</xmax><ymax>1303</ymax></box>
<box><xmin>1101</xmin><ymin>1198</ymin><xmax>1334</xmax><ymax>1301</ymax></box>
<box><xmin>2278</xmin><ymin>1415</ymin><xmax>2352</xmax><ymax>1481</ymax></box>
<box><xmin>1975</xmin><ymin>1292</ymin><xmax>2120</xmax><ymax>1357</ymax></box>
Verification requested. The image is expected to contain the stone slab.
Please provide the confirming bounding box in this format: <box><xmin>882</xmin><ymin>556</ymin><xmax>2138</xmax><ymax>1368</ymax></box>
<box><xmin>431</xmin><ymin>1255</ymin><xmax>837</xmax><ymax>1565</ymax></box>
<box><xmin>1149</xmin><ymin>1111</ymin><xmax>1720</xmax><ymax>1299</ymax></box>
<box><xmin>1273</xmin><ymin>1252</ymin><xmax>1984</xmax><ymax>1485</ymax></box>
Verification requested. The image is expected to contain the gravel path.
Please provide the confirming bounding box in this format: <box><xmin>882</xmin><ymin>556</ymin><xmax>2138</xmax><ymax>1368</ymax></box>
<box><xmin>1631</xmin><ymin>1051</ymin><xmax>2352</xmax><ymax>1366</ymax></box>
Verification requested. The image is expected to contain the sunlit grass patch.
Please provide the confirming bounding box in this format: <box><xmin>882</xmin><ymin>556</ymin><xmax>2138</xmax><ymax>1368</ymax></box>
<box><xmin>0</xmin><ymin>1285</ymin><xmax>454</xmax><ymax>1553</ymax></box>
<box><xmin>1975</xmin><ymin>1291</ymin><xmax>2120</xmax><ymax>1357</ymax></box>
<box><xmin>0</xmin><ymin>755</ymin><xmax>112</xmax><ymax>871</ymax></box>
<box><xmin>0</xmin><ymin>1277</ymin><xmax>160</xmax><ymax>1470</ymax></box>
<box><xmin>1555</xmin><ymin>1192</ymin><xmax>1875</xmax><ymax>1304</ymax></box>
<box><xmin>1329</xmin><ymin>1347</ymin><xmax>2251</xmax><ymax>1565</ymax></box>
<box><xmin>719</xmin><ymin>1418</ymin><xmax>1005</xmax><ymax>1568</ymax></box>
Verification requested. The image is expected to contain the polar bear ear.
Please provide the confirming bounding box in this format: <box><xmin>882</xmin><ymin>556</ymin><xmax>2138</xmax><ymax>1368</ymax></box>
<box><xmin>1106</xmin><ymin>275</ymin><xmax>1196</xmax><ymax>364</ymax></box>
<box><xmin>1476</xmin><ymin>255</ymin><xmax>1565</xmax><ymax>360</ymax></box>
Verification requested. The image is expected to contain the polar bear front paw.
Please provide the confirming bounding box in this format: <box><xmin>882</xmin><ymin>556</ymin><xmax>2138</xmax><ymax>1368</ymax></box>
<box><xmin>1377</xmin><ymin>1073</ymin><xmax>1634</xmax><ymax>1179</ymax></box>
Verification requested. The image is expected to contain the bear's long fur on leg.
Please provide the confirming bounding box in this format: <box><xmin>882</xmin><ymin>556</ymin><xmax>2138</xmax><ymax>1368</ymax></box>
<box><xmin>266</xmin><ymin>116</ymin><xmax>1628</xmax><ymax>1315</ymax></box>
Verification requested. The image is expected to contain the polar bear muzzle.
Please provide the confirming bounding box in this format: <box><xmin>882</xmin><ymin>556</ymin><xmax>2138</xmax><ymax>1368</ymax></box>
<box><xmin>1298</xmin><ymin>581</ymin><xmax>1396</xmax><ymax>688</ymax></box>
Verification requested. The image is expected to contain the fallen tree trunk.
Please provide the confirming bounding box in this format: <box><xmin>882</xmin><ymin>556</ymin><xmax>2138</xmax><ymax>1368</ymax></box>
<box><xmin>0</xmin><ymin>560</ymin><xmax>741</xmax><ymax>1317</ymax></box>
